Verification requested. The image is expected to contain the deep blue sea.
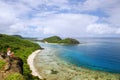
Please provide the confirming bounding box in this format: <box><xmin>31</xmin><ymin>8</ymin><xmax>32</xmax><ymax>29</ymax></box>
<box><xmin>38</xmin><ymin>38</ymin><xmax>120</xmax><ymax>73</ymax></box>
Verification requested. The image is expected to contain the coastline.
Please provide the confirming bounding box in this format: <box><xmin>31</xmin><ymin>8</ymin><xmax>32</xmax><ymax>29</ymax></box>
<box><xmin>27</xmin><ymin>49</ymin><xmax>43</xmax><ymax>79</ymax></box>
<box><xmin>34</xmin><ymin>48</ymin><xmax>120</xmax><ymax>80</ymax></box>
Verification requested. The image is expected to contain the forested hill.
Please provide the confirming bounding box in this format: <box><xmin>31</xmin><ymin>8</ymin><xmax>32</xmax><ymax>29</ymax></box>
<box><xmin>0</xmin><ymin>34</ymin><xmax>41</xmax><ymax>80</ymax></box>
<box><xmin>42</xmin><ymin>36</ymin><xmax>80</xmax><ymax>44</ymax></box>
<box><xmin>0</xmin><ymin>34</ymin><xmax>40</xmax><ymax>55</ymax></box>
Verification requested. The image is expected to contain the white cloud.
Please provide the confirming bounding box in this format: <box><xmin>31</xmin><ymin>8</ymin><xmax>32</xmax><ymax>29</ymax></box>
<box><xmin>106</xmin><ymin>7</ymin><xmax>120</xmax><ymax>27</ymax></box>
<box><xmin>86</xmin><ymin>23</ymin><xmax>120</xmax><ymax>35</ymax></box>
<box><xmin>9</xmin><ymin>22</ymin><xmax>27</xmax><ymax>33</ymax></box>
<box><xmin>36</xmin><ymin>13</ymin><xmax>99</xmax><ymax>37</ymax></box>
<box><xmin>79</xmin><ymin>0</ymin><xmax>120</xmax><ymax>11</ymax></box>
<box><xmin>81</xmin><ymin>0</ymin><xmax>101</xmax><ymax>11</ymax></box>
<box><xmin>86</xmin><ymin>24</ymin><xmax>115</xmax><ymax>34</ymax></box>
<box><xmin>116</xmin><ymin>28</ymin><xmax>120</xmax><ymax>34</ymax></box>
<box><xmin>0</xmin><ymin>1</ymin><xmax>16</xmax><ymax>22</ymax></box>
<box><xmin>21</xmin><ymin>0</ymin><xmax>43</xmax><ymax>8</ymax></box>
<box><xmin>0</xmin><ymin>0</ymin><xmax>120</xmax><ymax>37</ymax></box>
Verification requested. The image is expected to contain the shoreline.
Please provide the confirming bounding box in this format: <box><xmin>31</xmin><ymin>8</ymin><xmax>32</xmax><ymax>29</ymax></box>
<box><xmin>27</xmin><ymin>49</ymin><xmax>43</xmax><ymax>79</ymax></box>
<box><xmin>34</xmin><ymin>48</ymin><xmax>120</xmax><ymax>80</ymax></box>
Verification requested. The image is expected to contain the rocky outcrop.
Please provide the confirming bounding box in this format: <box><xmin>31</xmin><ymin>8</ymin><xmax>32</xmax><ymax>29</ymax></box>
<box><xmin>5</xmin><ymin>57</ymin><xmax>23</xmax><ymax>74</ymax></box>
<box><xmin>0</xmin><ymin>53</ymin><xmax>23</xmax><ymax>79</ymax></box>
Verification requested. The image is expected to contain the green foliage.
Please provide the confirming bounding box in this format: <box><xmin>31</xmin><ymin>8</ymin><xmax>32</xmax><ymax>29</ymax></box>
<box><xmin>4</xmin><ymin>73</ymin><xmax>24</xmax><ymax>80</ymax></box>
<box><xmin>0</xmin><ymin>34</ymin><xmax>41</xmax><ymax>80</ymax></box>
<box><xmin>12</xmin><ymin>35</ymin><xmax>23</xmax><ymax>39</ymax></box>
<box><xmin>58</xmin><ymin>38</ymin><xmax>80</xmax><ymax>44</ymax></box>
<box><xmin>0</xmin><ymin>34</ymin><xmax>40</xmax><ymax>52</ymax></box>
<box><xmin>0</xmin><ymin>60</ymin><xmax>6</xmax><ymax>70</ymax></box>
<box><xmin>43</xmin><ymin>36</ymin><xmax>62</xmax><ymax>43</ymax></box>
<box><xmin>42</xmin><ymin>36</ymin><xmax>80</xmax><ymax>44</ymax></box>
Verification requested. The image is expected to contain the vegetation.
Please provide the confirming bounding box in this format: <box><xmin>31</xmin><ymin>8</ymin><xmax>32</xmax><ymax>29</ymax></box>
<box><xmin>42</xmin><ymin>36</ymin><xmax>80</xmax><ymax>44</ymax></box>
<box><xmin>58</xmin><ymin>38</ymin><xmax>80</xmax><ymax>44</ymax></box>
<box><xmin>42</xmin><ymin>36</ymin><xmax>62</xmax><ymax>43</ymax></box>
<box><xmin>4</xmin><ymin>73</ymin><xmax>24</xmax><ymax>80</ymax></box>
<box><xmin>0</xmin><ymin>60</ymin><xmax>6</xmax><ymax>70</ymax></box>
<box><xmin>12</xmin><ymin>35</ymin><xmax>23</xmax><ymax>39</ymax></box>
<box><xmin>0</xmin><ymin>34</ymin><xmax>41</xmax><ymax>80</ymax></box>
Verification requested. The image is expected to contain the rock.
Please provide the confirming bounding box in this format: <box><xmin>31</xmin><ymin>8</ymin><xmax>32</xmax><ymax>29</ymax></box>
<box><xmin>51</xmin><ymin>69</ymin><xmax>58</xmax><ymax>74</ymax></box>
<box><xmin>45</xmin><ymin>70</ymin><xmax>52</xmax><ymax>74</ymax></box>
<box><xmin>11</xmin><ymin>57</ymin><xmax>23</xmax><ymax>74</ymax></box>
<box><xmin>0</xmin><ymin>56</ymin><xmax>3</xmax><ymax>59</ymax></box>
<box><xmin>94</xmin><ymin>76</ymin><xmax>99</xmax><ymax>80</ymax></box>
<box><xmin>1</xmin><ymin>56</ymin><xmax>23</xmax><ymax>76</ymax></box>
<box><xmin>4</xmin><ymin>63</ymin><xmax>11</xmax><ymax>71</ymax></box>
<box><xmin>0</xmin><ymin>52</ymin><xmax>6</xmax><ymax>59</ymax></box>
<box><xmin>0</xmin><ymin>54</ymin><xmax>24</xmax><ymax>80</ymax></box>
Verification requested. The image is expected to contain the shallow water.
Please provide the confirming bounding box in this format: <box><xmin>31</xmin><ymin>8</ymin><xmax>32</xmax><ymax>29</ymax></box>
<box><xmin>37</xmin><ymin>38</ymin><xmax>120</xmax><ymax>73</ymax></box>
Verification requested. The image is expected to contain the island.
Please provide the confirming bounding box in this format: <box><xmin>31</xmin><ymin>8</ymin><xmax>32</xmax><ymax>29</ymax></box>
<box><xmin>41</xmin><ymin>36</ymin><xmax>80</xmax><ymax>44</ymax></box>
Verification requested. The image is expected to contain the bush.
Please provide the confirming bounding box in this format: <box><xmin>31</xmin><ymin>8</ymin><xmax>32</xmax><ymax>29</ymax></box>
<box><xmin>0</xmin><ymin>60</ymin><xmax>6</xmax><ymax>70</ymax></box>
<box><xmin>4</xmin><ymin>73</ymin><xmax>24</xmax><ymax>80</ymax></box>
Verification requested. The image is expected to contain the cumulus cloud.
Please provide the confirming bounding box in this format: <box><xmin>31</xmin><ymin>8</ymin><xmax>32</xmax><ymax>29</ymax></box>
<box><xmin>37</xmin><ymin>13</ymin><xmax>98</xmax><ymax>36</ymax></box>
<box><xmin>86</xmin><ymin>24</ymin><xmax>115</xmax><ymax>34</ymax></box>
<box><xmin>0</xmin><ymin>0</ymin><xmax>120</xmax><ymax>38</ymax></box>
<box><xmin>106</xmin><ymin>7</ymin><xmax>120</xmax><ymax>27</ymax></box>
<box><xmin>80</xmin><ymin>0</ymin><xmax>119</xmax><ymax>11</ymax></box>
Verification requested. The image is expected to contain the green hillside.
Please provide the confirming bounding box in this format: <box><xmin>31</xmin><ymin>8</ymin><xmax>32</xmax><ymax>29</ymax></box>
<box><xmin>0</xmin><ymin>34</ymin><xmax>41</xmax><ymax>80</ymax></box>
<box><xmin>42</xmin><ymin>36</ymin><xmax>80</xmax><ymax>44</ymax></box>
<box><xmin>43</xmin><ymin>36</ymin><xmax>62</xmax><ymax>43</ymax></box>
<box><xmin>58</xmin><ymin>38</ymin><xmax>80</xmax><ymax>44</ymax></box>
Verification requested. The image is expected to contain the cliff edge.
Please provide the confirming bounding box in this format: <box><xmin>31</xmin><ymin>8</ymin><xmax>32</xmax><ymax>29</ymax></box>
<box><xmin>0</xmin><ymin>53</ymin><xmax>23</xmax><ymax>80</ymax></box>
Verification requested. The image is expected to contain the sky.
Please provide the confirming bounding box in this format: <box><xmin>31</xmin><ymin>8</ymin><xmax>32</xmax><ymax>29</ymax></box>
<box><xmin>0</xmin><ymin>0</ymin><xmax>120</xmax><ymax>38</ymax></box>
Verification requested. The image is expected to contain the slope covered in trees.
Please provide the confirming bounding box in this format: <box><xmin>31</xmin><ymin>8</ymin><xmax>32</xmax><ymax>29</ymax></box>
<box><xmin>42</xmin><ymin>36</ymin><xmax>80</xmax><ymax>44</ymax></box>
<box><xmin>0</xmin><ymin>34</ymin><xmax>41</xmax><ymax>80</ymax></box>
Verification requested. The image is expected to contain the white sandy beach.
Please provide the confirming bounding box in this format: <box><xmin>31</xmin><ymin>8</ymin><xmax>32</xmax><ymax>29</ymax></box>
<box><xmin>27</xmin><ymin>50</ymin><xmax>43</xmax><ymax>79</ymax></box>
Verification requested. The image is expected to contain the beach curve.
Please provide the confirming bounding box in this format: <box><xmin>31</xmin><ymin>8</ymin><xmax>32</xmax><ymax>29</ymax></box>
<box><xmin>27</xmin><ymin>50</ymin><xmax>43</xmax><ymax>79</ymax></box>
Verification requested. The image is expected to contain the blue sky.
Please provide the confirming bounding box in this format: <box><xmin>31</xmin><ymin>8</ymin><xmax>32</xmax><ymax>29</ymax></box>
<box><xmin>0</xmin><ymin>0</ymin><xmax>120</xmax><ymax>38</ymax></box>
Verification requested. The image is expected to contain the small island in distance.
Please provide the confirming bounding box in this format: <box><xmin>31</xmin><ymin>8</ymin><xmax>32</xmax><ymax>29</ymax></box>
<box><xmin>41</xmin><ymin>36</ymin><xmax>80</xmax><ymax>45</ymax></box>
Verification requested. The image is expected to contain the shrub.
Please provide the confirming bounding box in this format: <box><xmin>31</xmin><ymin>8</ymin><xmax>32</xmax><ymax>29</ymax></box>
<box><xmin>0</xmin><ymin>60</ymin><xmax>6</xmax><ymax>70</ymax></box>
<box><xmin>4</xmin><ymin>73</ymin><xmax>24</xmax><ymax>80</ymax></box>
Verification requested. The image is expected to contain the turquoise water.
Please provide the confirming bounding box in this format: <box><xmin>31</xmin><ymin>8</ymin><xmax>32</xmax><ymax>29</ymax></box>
<box><xmin>38</xmin><ymin>38</ymin><xmax>120</xmax><ymax>73</ymax></box>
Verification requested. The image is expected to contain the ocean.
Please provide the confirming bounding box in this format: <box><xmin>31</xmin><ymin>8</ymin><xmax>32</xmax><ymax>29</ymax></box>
<box><xmin>37</xmin><ymin>38</ymin><xmax>120</xmax><ymax>73</ymax></box>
